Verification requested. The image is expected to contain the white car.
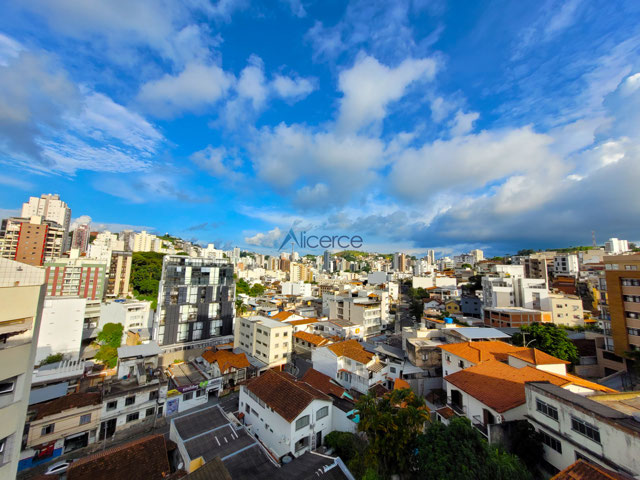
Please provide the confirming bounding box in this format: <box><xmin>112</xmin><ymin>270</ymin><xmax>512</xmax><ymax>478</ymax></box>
<box><xmin>45</xmin><ymin>461</ymin><xmax>71</xmax><ymax>475</ymax></box>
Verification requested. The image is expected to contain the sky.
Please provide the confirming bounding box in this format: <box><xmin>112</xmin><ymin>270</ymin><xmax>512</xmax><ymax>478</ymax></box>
<box><xmin>1</xmin><ymin>0</ymin><xmax>640</xmax><ymax>257</ymax></box>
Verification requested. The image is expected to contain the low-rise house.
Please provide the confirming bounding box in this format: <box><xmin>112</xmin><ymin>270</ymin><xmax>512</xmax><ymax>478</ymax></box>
<box><xmin>293</xmin><ymin>331</ymin><xmax>332</xmax><ymax>353</ymax></box>
<box><xmin>314</xmin><ymin>319</ymin><xmax>359</xmax><ymax>339</ymax></box>
<box><xmin>239</xmin><ymin>370</ymin><xmax>333</xmax><ymax>459</ymax></box>
<box><xmin>200</xmin><ymin>348</ymin><xmax>251</xmax><ymax>390</ymax></box>
<box><xmin>444</xmin><ymin>299</ymin><xmax>461</xmax><ymax>316</ymax></box>
<box><xmin>548</xmin><ymin>293</ymin><xmax>584</xmax><ymax>327</ymax></box>
<box><xmin>166</xmin><ymin>361</ymin><xmax>218</xmax><ymax>414</ymax></box>
<box><xmin>484</xmin><ymin>306</ymin><xmax>552</xmax><ymax>328</ymax></box>
<box><xmin>525</xmin><ymin>382</ymin><xmax>640</xmax><ymax>477</ymax></box>
<box><xmin>551</xmin><ymin>459</ymin><xmax>636</xmax><ymax>480</ymax></box>
<box><xmin>19</xmin><ymin>392</ymin><xmax>102</xmax><ymax>471</ymax></box>
<box><xmin>99</xmin><ymin>343</ymin><xmax>168</xmax><ymax>441</ymax></box>
<box><xmin>301</xmin><ymin>368</ymin><xmax>357</xmax><ymax>433</ymax></box>
<box><xmin>312</xmin><ymin>340</ymin><xmax>388</xmax><ymax>394</ymax></box>
<box><xmin>460</xmin><ymin>296</ymin><xmax>482</xmax><ymax>318</ymax></box>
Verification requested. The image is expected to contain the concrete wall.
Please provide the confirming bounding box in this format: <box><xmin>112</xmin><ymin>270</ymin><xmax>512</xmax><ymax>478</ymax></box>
<box><xmin>37</xmin><ymin>297</ymin><xmax>86</xmax><ymax>364</ymax></box>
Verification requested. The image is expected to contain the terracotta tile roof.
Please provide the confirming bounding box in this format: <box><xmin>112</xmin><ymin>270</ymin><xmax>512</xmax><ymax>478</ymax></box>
<box><xmin>394</xmin><ymin>378</ymin><xmax>411</xmax><ymax>390</ymax></box>
<box><xmin>327</xmin><ymin>339</ymin><xmax>374</xmax><ymax>364</ymax></box>
<box><xmin>439</xmin><ymin>341</ymin><xmax>527</xmax><ymax>364</ymax></box>
<box><xmin>436</xmin><ymin>406</ymin><xmax>455</xmax><ymax>419</ymax></box>
<box><xmin>562</xmin><ymin>373</ymin><xmax>617</xmax><ymax>393</ymax></box>
<box><xmin>67</xmin><ymin>434</ymin><xmax>171</xmax><ymax>480</ymax></box>
<box><xmin>444</xmin><ymin>360</ymin><xmax>568</xmax><ymax>413</ymax></box>
<box><xmin>288</xmin><ymin>318</ymin><xmax>319</xmax><ymax>326</ymax></box>
<box><xmin>508</xmin><ymin>348</ymin><xmax>570</xmax><ymax>365</ymax></box>
<box><xmin>272</xmin><ymin>311</ymin><xmax>296</xmax><ymax>321</ymax></box>
<box><xmin>202</xmin><ymin>349</ymin><xmax>250</xmax><ymax>373</ymax></box>
<box><xmin>551</xmin><ymin>459</ymin><xmax>634</xmax><ymax>480</ymax></box>
<box><xmin>245</xmin><ymin>370</ymin><xmax>330</xmax><ymax>422</ymax></box>
<box><xmin>293</xmin><ymin>331</ymin><xmax>330</xmax><ymax>346</ymax></box>
<box><xmin>301</xmin><ymin>368</ymin><xmax>347</xmax><ymax>398</ymax></box>
<box><xmin>33</xmin><ymin>392</ymin><xmax>101</xmax><ymax>420</ymax></box>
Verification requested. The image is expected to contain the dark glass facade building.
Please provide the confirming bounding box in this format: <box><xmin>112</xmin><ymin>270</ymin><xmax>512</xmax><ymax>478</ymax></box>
<box><xmin>155</xmin><ymin>255</ymin><xmax>235</xmax><ymax>347</ymax></box>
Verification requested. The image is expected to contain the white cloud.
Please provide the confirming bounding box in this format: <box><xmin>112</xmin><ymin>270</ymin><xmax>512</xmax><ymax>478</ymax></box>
<box><xmin>337</xmin><ymin>54</ymin><xmax>437</xmax><ymax>132</ymax></box>
<box><xmin>137</xmin><ymin>62</ymin><xmax>234</xmax><ymax>117</ymax></box>
<box><xmin>244</xmin><ymin>227</ymin><xmax>283</xmax><ymax>247</ymax></box>
<box><xmin>0</xmin><ymin>174</ymin><xmax>33</xmax><ymax>190</ymax></box>
<box><xmin>449</xmin><ymin>110</ymin><xmax>479</xmax><ymax>137</ymax></box>
<box><xmin>280</xmin><ymin>0</ymin><xmax>306</xmax><ymax>17</ymax></box>
<box><xmin>236</xmin><ymin>57</ymin><xmax>269</xmax><ymax>110</ymax></box>
<box><xmin>0</xmin><ymin>33</ymin><xmax>24</xmax><ymax>66</ymax></box>
<box><xmin>190</xmin><ymin>145</ymin><xmax>242</xmax><ymax>179</ymax></box>
<box><xmin>70</xmin><ymin>215</ymin><xmax>92</xmax><ymax>230</ymax></box>
<box><xmin>272</xmin><ymin>74</ymin><xmax>315</xmax><ymax>100</ymax></box>
<box><xmin>430</xmin><ymin>96</ymin><xmax>454</xmax><ymax>123</ymax></box>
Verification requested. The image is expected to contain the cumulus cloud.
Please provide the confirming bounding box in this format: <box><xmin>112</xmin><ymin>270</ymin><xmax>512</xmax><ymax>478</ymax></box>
<box><xmin>449</xmin><ymin>110</ymin><xmax>479</xmax><ymax>137</ymax></box>
<box><xmin>337</xmin><ymin>54</ymin><xmax>437</xmax><ymax>132</ymax></box>
<box><xmin>70</xmin><ymin>215</ymin><xmax>92</xmax><ymax>230</ymax></box>
<box><xmin>245</xmin><ymin>227</ymin><xmax>283</xmax><ymax>247</ymax></box>
<box><xmin>190</xmin><ymin>145</ymin><xmax>243</xmax><ymax>180</ymax></box>
<box><xmin>272</xmin><ymin>74</ymin><xmax>315</xmax><ymax>100</ymax></box>
<box><xmin>137</xmin><ymin>62</ymin><xmax>234</xmax><ymax>117</ymax></box>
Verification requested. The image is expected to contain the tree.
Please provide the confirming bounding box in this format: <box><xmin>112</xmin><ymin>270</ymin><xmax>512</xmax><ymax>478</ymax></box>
<box><xmin>517</xmin><ymin>249</ymin><xmax>536</xmax><ymax>256</ymax></box>
<box><xmin>508</xmin><ymin>420</ymin><xmax>544</xmax><ymax>476</ymax></box>
<box><xmin>249</xmin><ymin>283</ymin><xmax>265</xmax><ymax>297</ymax></box>
<box><xmin>324</xmin><ymin>431</ymin><xmax>358</xmax><ymax>463</ymax></box>
<box><xmin>130</xmin><ymin>251</ymin><xmax>165</xmax><ymax>307</ymax></box>
<box><xmin>97</xmin><ymin>323</ymin><xmax>124</xmax><ymax>348</ymax></box>
<box><xmin>460</xmin><ymin>263</ymin><xmax>473</xmax><ymax>269</ymax></box>
<box><xmin>413</xmin><ymin>417</ymin><xmax>533</xmax><ymax>480</ymax></box>
<box><xmin>512</xmin><ymin>323</ymin><xmax>579</xmax><ymax>364</ymax></box>
<box><xmin>95</xmin><ymin>346</ymin><xmax>118</xmax><ymax>368</ymax></box>
<box><xmin>355</xmin><ymin>388</ymin><xmax>430</xmax><ymax>478</ymax></box>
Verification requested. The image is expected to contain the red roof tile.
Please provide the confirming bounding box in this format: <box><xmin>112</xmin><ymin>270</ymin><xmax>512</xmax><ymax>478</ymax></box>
<box><xmin>327</xmin><ymin>339</ymin><xmax>374</xmax><ymax>364</ymax></box>
<box><xmin>293</xmin><ymin>331</ymin><xmax>330</xmax><ymax>346</ymax></box>
<box><xmin>33</xmin><ymin>392</ymin><xmax>101</xmax><ymax>420</ymax></box>
<box><xmin>301</xmin><ymin>368</ymin><xmax>347</xmax><ymax>398</ymax></box>
<box><xmin>551</xmin><ymin>459</ymin><xmax>634</xmax><ymax>480</ymax></box>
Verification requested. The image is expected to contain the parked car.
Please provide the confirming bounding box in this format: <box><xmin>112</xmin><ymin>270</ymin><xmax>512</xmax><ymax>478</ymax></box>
<box><xmin>45</xmin><ymin>461</ymin><xmax>72</xmax><ymax>475</ymax></box>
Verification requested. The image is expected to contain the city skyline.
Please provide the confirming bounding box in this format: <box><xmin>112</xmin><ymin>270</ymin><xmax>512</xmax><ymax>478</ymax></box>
<box><xmin>1</xmin><ymin>2</ymin><xmax>640</xmax><ymax>256</ymax></box>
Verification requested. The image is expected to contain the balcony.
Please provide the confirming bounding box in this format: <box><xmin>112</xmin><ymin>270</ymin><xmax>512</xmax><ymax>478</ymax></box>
<box><xmin>472</xmin><ymin>415</ymin><xmax>489</xmax><ymax>438</ymax></box>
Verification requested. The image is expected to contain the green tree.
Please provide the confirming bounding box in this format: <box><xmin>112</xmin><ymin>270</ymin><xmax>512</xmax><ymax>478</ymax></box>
<box><xmin>249</xmin><ymin>283</ymin><xmax>265</xmax><ymax>297</ymax></box>
<box><xmin>41</xmin><ymin>353</ymin><xmax>64</xmax><ymax>365</ymax></box>
<box><xmin>517</xmin><ymin>249</ymin><xmax>536</xmax><ymax>256</ymax></box>
<box><xmin>95</xmin><ymin>345</ymin><xmax>118</xmax><ymax>368</ymax></box>
<box><xmin>460</xmin><ymin>263</ymin><xmax>473</xmax><ymax>269</ymax></box>
<box><xmin>130</xmin><ymin>251</ymin><xmax>165</xmax><ymax>307</ymax></box>
<box><xmin>355</xmin><ymin>388</ymin><xmax>430</xmax><ymax>478</ymax></box>
<box><xmin>324</xmin><ymin>431</ymin><xmax>358</xmax><ymax>463</ymax></box>
<box><xmin>236</xmin><ymin>278</ymin><xmax>250</xmax><ymax>295</ymax></box>
<box><xmin>508</xmin><ymin>420</ymin><xmax>544</xmax><ymax>477</ymax></box>
<box><xmin>97</xmin><ymin>323</ymin><xmax>124</xmax><ymax>348</ymax></box>
<box><xmin>413</xmin><ymin>417</ymin><xmax>533</xmax><ymax>480</ymax></box>
<box><xmin>512</xmin><ymin>323</ymin><xmax>579</xmax><ymax>363</ymax></box>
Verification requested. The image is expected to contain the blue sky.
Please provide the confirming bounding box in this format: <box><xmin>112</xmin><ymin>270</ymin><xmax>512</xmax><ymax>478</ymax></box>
<box><xmin>1</xmin><ymin>0</ymin><xmax>640</xmax><ymax>257</ymax></box>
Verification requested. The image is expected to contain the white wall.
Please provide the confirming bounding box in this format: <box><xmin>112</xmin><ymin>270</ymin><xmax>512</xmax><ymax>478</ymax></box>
<box><xmin>36</xmin><ymin>297</ymin><xmax>86</xmax><ymax>363</ymax></box>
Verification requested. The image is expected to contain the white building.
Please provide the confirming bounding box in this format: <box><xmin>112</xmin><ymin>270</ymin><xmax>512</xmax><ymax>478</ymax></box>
<box><xmin>326</xmin><ymin>295</ymin><xmax>384</xmax><ymax>337</ymax></box>
<box><xmin>239</xmin><ymin>370</ymin><xmax>333</xmax><ymax>459</ymax></box>
<box><xmin>36</xmin><ymin>297</ymin><xmax>86</xmax><ymax>364</ymax></box>
<box><xmin>604</xmin><ymin>238</ymin><xmax>630</xmax><ymax>255</ymax></box>
<box><xmin>233</xmin><ymin>315</ymin><xmax>293</xmax><ymax>369</ymax></box>
<box><xmin>100</xmin><ymin>300</ymin><xmax>152</xmax><ymax>341</ymax></box>
<box><xmin>132</xmin><ymin>231</ymin><xmax>158</xmax><ymax>252</ymax></box>
<box><xmin>88</xmin><ymin>231</ymin><xmax>125</xmax><ymax>261</ymax></box>
<box><xmin>202</xmin><ymin>243</ymin><xmax>224</xmax><ymax>260</ymax></box>
<box><xmin>281</xmin><ymin>281</ymin><xmax>312</xmax><ymax>297</ymax></box>
<box><xmin>525</xmin><ymin>382</ymin><xmax>640</xmax><ymax>477</ymax></box>
<box><xmin>482</xmin><ymin>271</ymin><xmax>549</xmax><ymax>310</ymax></box>
<box><xmin>412</xmin><ymin>274</ymin><xmax>457</xmax><ymax>290</ymax></box>
<box><xmin>21</xmin><ymin>194</ymin><xmax>71</xmax><ymax>248</ymax></box>
<box><xmin>0</xmin><ymin>259</ymin><xmax>46</xmax><ymax>479</ymax></box>
<box><xmin>554</xmin><ymin>254</ymin><xmax>579</xmax><ymax>277</ymax></box>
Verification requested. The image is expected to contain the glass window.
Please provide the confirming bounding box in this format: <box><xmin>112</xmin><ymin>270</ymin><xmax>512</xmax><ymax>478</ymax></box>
<box><xmin>316</xmin><ymin>406</ymin><xmax>329</xmax><ymax>420</ymax></box>
<box><xmin>126</xmin><ymin>412</ymin><xmax>140</xmax><ymax>423</ymax></box>
<box><xmin>106</xmin><ymin>400</ymin><xmax>117</xmax><ymax>411</ymax></box>
<box><xmin>571</xmin><ymin>416</ymin><xmax>600</xmax><ymax>443</ymax></box>
<box><xmin>79</xmin><ymin>414</ymin><xmax>91</xmax><ymax>425</ymax></box>
<box><xmin>146</xmin><ymin>407</ymin><xmax>155</xmax><ymax>417</ymax></box>
<box><xmin>41</xmin><ymin>424</ymin><xmax>54</xmax><ymax>436</ymax></box>
<box><xmin>125</xmin><ymin>396</ymin><xmax>135</xmax><ymax>406</ymax></box>
<box><xmin>184</xmin><ymin>392</ymin><xmax>194</xmax><ymax>401</ymax></box>
<box><xmin>536</xmin><ymin>399</ymin><xmax>559</xmax><ymax>420</ymax></box>
<box><xmin>540</xmin><ymin>430</ymin><xmax>562</xmax><ymax>453</ymax></box>
<box><xmin>295</xmin><ymin>415</ymin><xmax>310</xmax><ymax>430</ymax></box>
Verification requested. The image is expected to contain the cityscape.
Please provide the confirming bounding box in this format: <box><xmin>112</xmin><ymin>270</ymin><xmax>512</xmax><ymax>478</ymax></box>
<box><xmin>1</xmin><ymin>2</ymin><xmax>640</xmax><ymax>480</ymax></box>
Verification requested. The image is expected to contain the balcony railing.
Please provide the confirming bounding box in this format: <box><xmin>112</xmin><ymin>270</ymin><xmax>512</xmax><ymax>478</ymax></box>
<box><xmin>472</xmin><ymin>416</ymin><xmax>488</xmax><ymax>438</ymax></box>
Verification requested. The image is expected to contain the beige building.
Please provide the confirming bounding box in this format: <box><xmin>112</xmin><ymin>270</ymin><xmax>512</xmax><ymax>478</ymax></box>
<box><xmin>234</xmin><ymin>315</ymin><xmax>293</xmax><ymax>369</ymax></box>
<box><xmin>0</xmin><ymin>216</ymin><xmax>65</xmax><ymax>266</ymax></box>
<box><xmin>106</xmin><ymin>250</ymin><xmax>132</xmax><ymax>298</ymax></box>
<box><xmin>0</xmin><ymin>258</ymin><xmax>46</xmax><ymax>479</ymax></box>
<box><xmin>548</xmin><ymin>293</ymin><xmax>584</xmax><ymax>326</ymax></box>
<box><xmin>603</xmin><ymin>254</ymin><xmax>640</xmax><ymax>356</ymax></box>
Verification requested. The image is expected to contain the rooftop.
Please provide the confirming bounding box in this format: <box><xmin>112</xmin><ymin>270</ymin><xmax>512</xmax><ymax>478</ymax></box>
<box><xmin>327</xmin><ymin>340</ymin><xmax>374</xmax><ymax>364</ymax></box>
<box><xmin>202</xmin><ymin>349</ymin><xmax>250</xmax><ymax>373</ymax></box>
<box><xmin>446</xmin><ymin>327</ymin><xmax>511</xmax><ymax>340</ymax></box>
<box><xmin>293</xmin><ymin>331</ymin><xmax>331</xmax><ymax>346</ymax></box>
<box><xmin>246</xmin><ymin>315</ymin><xmax>291</xmax><ymax>329</ymax></box>
<box><xmin>551</xmin><ymin>459</ymin><xmax>634</xmax><ymax>480</ymax></box>
<box><xmin>32</xmin><ymin>392</ymin><xmax>101</xmax><ymax>420</ymax></box>
<box><xmin>117</xmin><ymin>341</ymin><xmax>161</xmax><ymax>359</ymax></box>
<box><xmin>301</xmin><ymin>368</ymin><xmax>347</xmax><ymax>398</ymax></box>
<box><xmin>439</xmin><ymin>341</ymin><xmax>524</xmax><ymax>364</ymax></box>
<box><xmin>168</xmin><ymin>362</ymin><xmax>208</xmax><ymax>388</ymax></box>
<box><xmin>67</xmin><ymin>434</ymin><xmax>170</xmax><ymax>480</ymax></box>
<box><xmin>245</xmin><ymin>370</ymin><xmax>330</xmax><ymax>423</ymax></box>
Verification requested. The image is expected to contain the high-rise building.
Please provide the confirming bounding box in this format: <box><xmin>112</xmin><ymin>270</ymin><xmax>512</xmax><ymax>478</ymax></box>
<box><xmin>155</xmin><ymin>256</ymin><xmax>235</xmax><ymax>348</ymax></box>
<box><xmin>87</xmin><ymin>231</ymin><xmax>125</xmax><ymax>261</ymax></box>
<box><xmin>132</xmin><ymin>230</ymin><xmax>157</xmax><ymax>252</ymax></box>
<box><xmin>118</xmin><ymin>230</ymin><xmax>135</xmax><ymax>251</ymax></box>
<box><xmin>603</xmin><ymin>254</ymin><xmax>640</xmax><ymax>356</ymax></box>
<box><xmin>44</xmin><ymin>251</ymin><xmax>107</xmax><ymax>300</ymax></box>
<box><xmin>105</xmin><ymin>251</ymin><xmax>132</xmax><ymax>298</ymax></box>
<box><xmin>470</xmin><ymin>249</ymin><xmax>484</xmax><ymax>263</ymax></box>
<box><xmin>392</xmin><ymin>252</ymin><xmax>407</xmax><ymax>272</ymax></box>
<box><xmin>0</xmin><ymin>216</ymin><xmax>65</xmax><ymax>266</ymax></box>
<box><xmin>21</xmin><ymin>194</ymin><xmax>71</xmax><ymax>250</ymax></box>
<box><xmin>0</xmin><ymin>258</ymin><xmax>46</xmax><ymax>479</ymax></box>
<box><xmin>71</xmin><ymin>223</ymin><xmax>91</xmax><ymax>254</ymax></box>
<box><xmin>605</xmin><ymin>238</ymin><xmax>631</xmax><ymax>255</ymax></box>
<box><xmin>323</xmin><ymin>250</ymin><xmax>332</xmax><ymax>272</ymax></box>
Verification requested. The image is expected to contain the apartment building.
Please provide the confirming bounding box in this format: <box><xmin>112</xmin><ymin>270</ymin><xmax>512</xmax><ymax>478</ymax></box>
<box><xmin>483</xmin><ymin>306</ymin><xmax>552</xmax><ymax>328</ymax></box>
<box><xmin>525</xmin><ymin>382</ymin><xmax>640</xmax><ymax>477</ymax></box>
<box><xmin>36</xmin><ymin>297</ymin><xmax>86</xmax><ymax>364</ymax></box>
<box><xmin>605</xmin><ymin>238</ymin><xmax>630</xmax><ymax>255</ymax></box>
<box><xmin>155</xmin><ymin>255</ymin><xmax>235</xmax><ymax>348</ymax></box>
<box><xmin>548</xmin><ymin>293</ymin><xmax>584</xmax><ymax>327</ymax></box>
<box><xmin>554</xmin><ymin>254</ymin><xmax>579</xmax><ymax>278</ymax></box>
<box><xmin>0</xmin><ymin>259</ymin><xmax>46</xmax><ymax>479</ymax></box>
<box><xmin>70</xmin><ymin>223</ymin><xmax>91</xmax><ymax>254</ymax></box>
<box><xmin>45</xmin><ymin>253</ymin><xmax>107</xmax><ymax>300</ymax></box>
<box><xmin>524</xmin><ymin>254</ymin><xmax>550</xmax><ymax>283</ymax></box>
<box><xmin>87</xmin><ymin>231</ymin><xmax>125</xmax><ymax>260</ymax></box>
<box><xmin>132</xmin><ymin>230</ymin><xmax>158</xmax><ymax>252</ymax></box>
<box><xmin>234</xmin><ymin>315</ymin><xmax>293</xmax><ymax>369</ymax></box>
<box><xmin>289</xmin><ymin>263</ymin><xmax>314</xmax><ymax>283</ymax></box>
<box><xmin>327</xmin><ymin>295</ymin><xmax>384</xmax><ymax>337</ymax></box>
<box><xmin>239</xmin><ymin>370</ymin><xmax>333</xmax><ymax>459</ymax></box>
<box><xmin>482</xmin><ymin>267</ymin><xmax>549</xmax><ymax>310</ymax></box>
<box><xmin>21</xmin><ymin>194</ymin><xmax>71</xmax><ymax>249</ymax></box>
<box><xmin>0</xmin><ymin>216</ymin><xmax>65</xmax><ymax>266</ymax></box>
<box><xmin>603</xmin><ymin>254</ymin><xmax>640</xmax><ymax>356</ymax></box>
<box><xmin>105</xmin><ymin>250</ymin><xmax>132</xmax><ymax>298</ymax></box>
<box><xmin>101</xmin><ymin>300</ymin><xmax>151</xmax><ymax>342</ymax></box>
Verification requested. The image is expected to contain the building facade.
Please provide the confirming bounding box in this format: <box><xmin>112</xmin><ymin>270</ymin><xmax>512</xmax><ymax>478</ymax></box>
<box><xmin>603</xmin><ymin>254</ymin><xmax>640</xmax><ymax>355</ymax></box>
<box><xmin>45</xmin><ymin>255</ymin><xmax>107</xmax><ymax>300</ymax></box>
<box><xmin>106</xmin><ymin>250</ymin><xmax>132</xmax><ymax>298</ymax></box>
<box><xmin>0</xmin><ymin>216</ymin><xmax>65</xmax><ymax>266</ymax></box>
<box><xmin>21</xmin><ymin>194</ymin><xmax>71</xmax><ymax>250</ymax></box>
<box><xmin>234</xmin><ymin>315</ymin><xmax>293</xmax><ymax>369</ymax></box>
<box><xmin>155</xmin><ymin>256</ymin><xmax>235</xmax><ymax>348</ymax></box>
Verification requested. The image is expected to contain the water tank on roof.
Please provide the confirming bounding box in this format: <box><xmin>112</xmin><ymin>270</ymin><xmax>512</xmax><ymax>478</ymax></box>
<box><xmin>445</xmin><ymin>317</ymin><xmax>453</xmax><ymax>324</ymax></box>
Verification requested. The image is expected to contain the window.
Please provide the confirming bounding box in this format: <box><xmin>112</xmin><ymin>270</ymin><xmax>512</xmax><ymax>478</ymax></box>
<box><xmin>458</xmin><ymin>360</ymin><xmax>464</xmax><ymax>368</ymax></box>
<box><xmin>296</xmin><ymin>415</ymin><xmax>310</xmax><ymax>430</ymax></box>
<box><xmin>41</xmin><ymin>424</ymin><xmax>54</xmax><ymax>436</ymax></box>
<box><xmin>126</xmin><ymin>412</ymin><xmax>140</xmax><ymax>423</ymax></box>
<box><xmin>245</xmin><ymin>404</ymin><xmax>250</xmax><ymax>414</ymax></box>
<box><xmin>149</xmin><ymin>391</ymin><xmax>159</xmax><ymax>401</ymax></box>
<box><xmin>536</xmin><ymin>399</ymin><xmax>559</xmax><ymax>420</ymax></box>
<box><xmin>571</xmin><ymin>416</ymin><xmax>600</xmax><ymax>443</ymax></box>
<box><xmin>106</xmin><ymin>400</ymin><xmax>117</xmax><ymax>411</ymax></box>
<box><xmin>79</xmin><ymin>414</ymin><xmax>91</xmax><ymax>425</ymax></box>
<box><xmin>316</xmin><ymin>406</ymin><xmax>329</xmax><ymax>420</ymax></box>
<box><xmin>540</xmin><ymin>430</ymin><xmax>562</xmax><ymax>453</ymax></box>
<box><xmin>125</xmin><ymin>396</ymin><xmax>135</xmax><ymax>406</ymax></box>
<box><xmin>146</xmin><ymin>407</ymin><xmax>155</xmax><ymax>417</ymax></box>
<box><xmin>0</xmin><ymin>435</ymin><xmax>8</xmax><ymax>465</ymax></box>
<box><xmin>283</xmin><ymin>342</ymin><xmax>288</xmax><ymax>347</ymax></box>
<box><xmin>390</xmin><ymin>367</ymin><xmax>396</xmax><ymax>373</ymax></box>
<box><xmin>283</xmin><ymin>332</ymin><xmax>288</xmax><ymax>337</ymax></box>
<box><xmin>0</xmin><ymin>378</ymin><xmax>15</xmax><ymax>395</ymax></box>
<box><xmin>183</xmin><ymin>392</ymin><xmax>194</xmax><ymax>401</ymax></box>
<box><xmin>196</xmin><ymin>389</ymin><xmax>205</xmax><ymax>398</ymax></box>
